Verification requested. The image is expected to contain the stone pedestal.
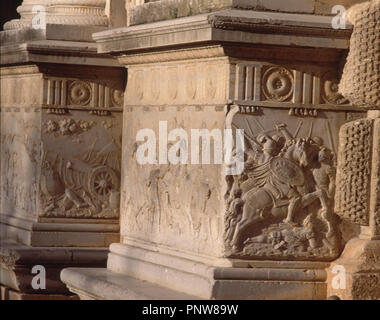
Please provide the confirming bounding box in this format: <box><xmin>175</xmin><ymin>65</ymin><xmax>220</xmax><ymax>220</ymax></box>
<box><xmin>0</xmin><ymin>61</ymin><xmax>123</xmax><ymax>247</ymax></box>
<box><xmin>62</xmin><ymin>4</ymin><xmax>369</xmax><ymax>300</ymax></box>
<box><xmin>0</xmin><ymin>0</ymin><xmax>125</xmax><ymax>300</ymax></box>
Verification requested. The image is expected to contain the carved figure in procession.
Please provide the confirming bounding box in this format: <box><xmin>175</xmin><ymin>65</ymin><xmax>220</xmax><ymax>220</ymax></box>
<box><xmin>225</xmin><ymin>188</ymin><xmax>244</xmax><ymax>243</ymax></box>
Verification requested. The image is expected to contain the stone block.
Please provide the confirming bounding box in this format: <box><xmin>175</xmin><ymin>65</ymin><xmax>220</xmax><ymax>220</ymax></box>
<box><xmin>128</xmin><ymin>0</ymin><xmax>323</xmax><ymax>26</ymax></box>
<box><xmin>129</xmin><ymin>0</ymin><xmax>233</xmax><ymax>25</ymax></box>
<box><xmin>94</xmin><ymin>10</ymin><xmax>351</xmax><ymax>55</ymax></box>
<box><xmin>233</xmin><ymin>0</ymin><xmax>315</xmax><ymax>13</ymax></box>
<box><xmin>60</xmin><ymin>267</ymin><xmax>199</xmax><ymax>300</ymax></box>
<box><xmin>99</xmin><ymin>243</ymin><xmax>328</xmax><ymax>299</ymax></box>
<box><xmin>0</xmin><ymin>240</ymin><xmax>108</xmax><ymax>297</ymax></box>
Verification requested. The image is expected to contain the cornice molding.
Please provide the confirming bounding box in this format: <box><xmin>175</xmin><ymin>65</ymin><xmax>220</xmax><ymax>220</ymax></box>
<box><xmin>94</xmin><ymin>9</ymin><xmax>352</xmax><ymax>55</ymax></box>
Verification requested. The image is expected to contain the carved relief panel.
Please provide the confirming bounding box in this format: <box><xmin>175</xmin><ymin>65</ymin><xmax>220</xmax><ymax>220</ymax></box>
<box><xmin>40</xmin><ymin>111</ymin><xmax>122</xmax><ymax>219</ymax></box>
<box><xmin>224</xmin><ymin>61</ymin><xmax>366</xmax><ymax>261</ymax></box>
<box><xmin>121</xmin><ymin>106</ymin><xmax>225</xmax><ymax>256</ymax></box>
<box><xmin>39</xmin><ymin>74</ymin><xmax>124</xmax><ymax>220</ymax></box>
<box><xmin>1</xmin><ymin>67</ymin><xmax>43</xmax><ymax>219</ymax></box>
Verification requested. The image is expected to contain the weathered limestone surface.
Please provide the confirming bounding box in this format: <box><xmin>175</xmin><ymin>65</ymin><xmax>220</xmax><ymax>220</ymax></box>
<box><xmin>95</xmin><ymin>10</ymin><xmax>353</xmax><ymax>56</ymax></box>
<box><xmin>127</xmin><ymin>0</ymin><xmax>365</xmax><ymax>26</ymax></box>
<box><xmin>0</xmin><ymin>0</ymin><xmax>125</xmax><ymax>300</ymax></box>
<box><xmin>121</xmin><ymin>56</ymin><xmax>228</xmax><ymax>257</ymax></box>
<box><xmin>339</xmin><ymin>0</ymin><xmax>380</xmax><ymax>109</ymax></box>
<box><xmin>61</xmin><ymin>267</ymin><xmax>199</xmax><ymax>300</ymax></box>
<box><xmin>62</xmin><ymin>5</ymin><xmax>371</xmax><ymax>300</ymax></box>
<box><xmin>1</xmin><ymin>0</ymin><xmax>377</xmax><ymax>301</ymax></box>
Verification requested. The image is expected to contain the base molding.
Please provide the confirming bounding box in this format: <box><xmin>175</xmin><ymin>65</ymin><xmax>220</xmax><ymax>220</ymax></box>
<box><xmin>0</xmin><ymin>215</ymin><xmax>119</xmax><ymax>247</ymax></box>
<box><xmin>61</xmin><ymin>268</ymin><xmax>198</xmax><ymax>300</ymax></box>
<box><xmin>0</xmin><ymin>240</ymin><xmax>109</xmax><ymax>299</ymax></box>
<box><xmin>62</xmin><ymin>242</ymin><xmax>329</xmax><ymax>300</ymax></box>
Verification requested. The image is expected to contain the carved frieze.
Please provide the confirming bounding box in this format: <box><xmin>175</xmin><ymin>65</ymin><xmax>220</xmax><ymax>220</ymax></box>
<box><xmin>125</xmin><ymin>59</ymin><xmax>229</xmax><ymax>106</ymax></box>
<box><xmin>1</xmin><ymin>111</ymin><xmax>41</xmax><ymax>219</ymax></box>
<box><xmin>0</xmin><ymin>68</ymin><xmax>43</xmax><ymax>108</ymax></box>
<box><xmin>232</xmin><ymin>62</ymin><xmax>350</xmax><ymax>109</ymax></box>
<box><xmin>125</xmin><ymin>59</ymin><xmax>355</xmax><ymax>110</ymax></box>
<box><xmin>225</xmin><ymin>107</ymin><xmax>365</xmax><ymax>261</ymax></box>
<box><xmin>68</xmin><ymin>80</ymin><xmax>92</xmax><ymax>106</ymax></box>
<box><xmin>43</xmin><ymin>118</ymin><xmax>95</xmax><ymax>136</ymax></box>
<box><xmin>44</xmin><ymin>78</ymin><xmax>124</xmax><ymax>112</ymax></box>
<box><xmin>121</xmin><ymin>107</ymin><xmax>225</xmax><ymax>256</ymax></box>
<box><xmin>321</xmin><ymin>71</ymin><xmax>349</xmax><ymax>105</ymax></box>
<box><xmin>262</xmin><ymin>67</ymin><xmax>294</xmax><ymax>102</ymax></box>
<box><xmin>111</xmin><ymin>88</ymin><xmax>124</xmax><ymax>107</ymax></box>
<box><xmin>39</xmin><ymin>113</ymin><xmax>122</xmax><ymax>219</ymax></box>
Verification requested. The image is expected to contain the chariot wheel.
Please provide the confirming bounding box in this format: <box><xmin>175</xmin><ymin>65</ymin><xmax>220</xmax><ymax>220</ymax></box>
<box><xmin>88</xmin><ymin>166</ymin><xmax>119</xmax><ymax>201</ymax></box>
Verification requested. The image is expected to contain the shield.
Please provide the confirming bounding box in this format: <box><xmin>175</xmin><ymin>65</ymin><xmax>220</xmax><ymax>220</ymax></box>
<box><xmin>270</xmin><ymin>157</ymin><xmax>304</xmax><ymax>186</ymax></box>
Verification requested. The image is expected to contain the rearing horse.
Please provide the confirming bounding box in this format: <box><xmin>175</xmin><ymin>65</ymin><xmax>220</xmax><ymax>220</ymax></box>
<box><xmin>230</xmin><ymin>138</ymin><xmax>330</xmax><ymax>250</ymax></box>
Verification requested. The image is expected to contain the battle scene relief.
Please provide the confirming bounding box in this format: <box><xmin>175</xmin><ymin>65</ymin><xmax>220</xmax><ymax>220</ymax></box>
<box><xmin>225</xmin><ymin>108</ymin><xmax>365</xmax><ymax>261</ymax></box>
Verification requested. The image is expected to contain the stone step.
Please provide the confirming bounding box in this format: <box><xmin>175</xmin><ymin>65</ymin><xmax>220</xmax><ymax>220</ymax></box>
<box><xmin>60</xmin><ymin>268</ymin><xmax>201</xmax><ymax>300</ymax></box>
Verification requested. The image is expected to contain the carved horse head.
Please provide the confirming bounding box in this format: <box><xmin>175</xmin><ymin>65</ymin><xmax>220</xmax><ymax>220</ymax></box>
<box><xmin>280</xmin><ymin>138</ymin><xmax>316</xmax><ymax>168</ymax></box>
